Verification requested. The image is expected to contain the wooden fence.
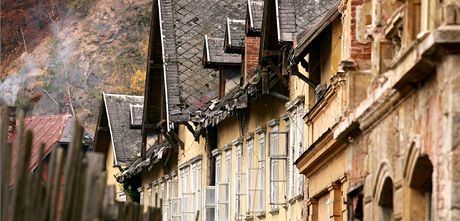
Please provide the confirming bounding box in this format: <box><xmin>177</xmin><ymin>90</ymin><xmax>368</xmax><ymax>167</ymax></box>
<box><xmin>0</xmin><ymin>108</ymin><xmax>161</xmax><ymax>221</ymax></box>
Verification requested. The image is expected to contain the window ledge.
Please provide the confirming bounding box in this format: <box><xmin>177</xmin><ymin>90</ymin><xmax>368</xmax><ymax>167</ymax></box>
<box><xmin>245</xmin><ymin>216</ymin><xmax>255</xmax><ymax>221</ymax></box>
<box><xmin>268</xmin><ymin>208</ymin><xmax>279</xmax><ymax>215</ymax></box>
<box><xmin>288</xmin><ymin>194</ymin><xmax>304</xmax><ymax>204</ymax></box>
<box><xmin>256</xmin><ymin>213</ymin><xmax>266</xmax><ymax>219</ymax></box>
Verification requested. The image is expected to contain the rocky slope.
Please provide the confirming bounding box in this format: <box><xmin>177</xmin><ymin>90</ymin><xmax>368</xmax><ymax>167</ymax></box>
<box><xmin>0</xmin><ymin>0</ymin><xmax>151</xmax><ymax>128</ymax></box>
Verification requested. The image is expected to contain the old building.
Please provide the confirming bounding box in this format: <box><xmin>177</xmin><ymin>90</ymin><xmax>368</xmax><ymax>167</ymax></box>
<box><xmin>114</xmin><ymin>0</ymin><xmax>460</xmax><ymax>220</ymax></box>
<box><xmin>334</xmin><ymin>0</ymin><xmax>460</xmax><ymax>221</ymax></box>
<box><xmin>93</xmin><ymin>93</ymin><xmax>144</xmax><ymax>202</ymax></box>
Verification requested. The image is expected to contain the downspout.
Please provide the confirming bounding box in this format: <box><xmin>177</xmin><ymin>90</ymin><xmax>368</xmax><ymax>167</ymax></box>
<box><xmin>157</xmin><ymin>0</ymin><xmax>171</xmax><ymax>132</ymax></box>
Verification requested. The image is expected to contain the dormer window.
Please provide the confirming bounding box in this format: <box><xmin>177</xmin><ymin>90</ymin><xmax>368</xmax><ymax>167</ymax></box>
<box><xmin>203</xmin><ymin>35</ymin><xmax>242</xmax><ymax>98</ymax></box>
<box><xmin>130</xmin><ymin>104</ymin><xmax>143</xmax><ymax>129</ymax></box>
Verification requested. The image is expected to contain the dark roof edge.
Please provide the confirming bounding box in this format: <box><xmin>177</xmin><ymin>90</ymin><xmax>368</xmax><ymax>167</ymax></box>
<box><xmin>294</xmin><ymin>2</ymin><xmax>340</xmax><ymax>60</ymax></box>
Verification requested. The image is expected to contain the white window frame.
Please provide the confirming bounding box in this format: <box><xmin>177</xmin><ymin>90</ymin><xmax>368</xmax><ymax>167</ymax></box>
<box><xmin>297</xmin><ymin>104</ymin><xmax>304</xmax><ymax>197</ymax></box>
<box><xmin>268</xmin><ymin>125</ymin><xmax>288</xmax><ymax>209</ymax></box>
<box><xmin>257</xmin><ymin>132</ymin><xmax>266</xmax><ymax>213</ymax></box>
<box><xmin>181</xmin><ymin>167</ymin><xmax>192</xmax><ymax>221</ymax></box>
<box><xmin>326</xmin><ymin>198</ymin><xmax>331</xmax><ymax>221</ymax></box>
<box><xmin>289</xmin><ymin>111</ymin><xmax>297</xmax><ymax>200</ymax></box>
<box><xmin>161</xmin><ymin>181</ymin><xmax>169</xmax><ymax>221</ymax></box>
<box><xmin>247</xmin><ymin>138</ymin><xmax>255</xmax><ymax>214</ymax></box>
<box><xmin>219</xmin><ymin>149</ymin><xmax>231</xmax><ymax>221</ymax></box>
<box><xmin>147</xmin><ymin>185</ymin><xmax>152</xmax><ymax>207</ymax></box>
<box><xmin>204</xmin><ymin>186</ymin><xmax>217</xmax><ymax>221</ymax></box>
<box><xmin>191</xmin><ymin>161</ymin><xmax>202</xmax><ymax>221</ymax></box>
<box><xmin>138</xmin><ymin>187</ymin><xmax>144</xmax><ymax>205</ymax></box>
<box><xmin>235</xmin><ymin>143</ymin><xmax>246</xmax><ymax>220</ymax></box>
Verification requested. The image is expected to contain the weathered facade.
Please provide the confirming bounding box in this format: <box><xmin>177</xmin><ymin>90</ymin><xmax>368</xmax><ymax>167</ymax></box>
<box><xmin>334</xmin><ymin>0</ymin><xmax>460</xmax><ymax>220</ymax></box>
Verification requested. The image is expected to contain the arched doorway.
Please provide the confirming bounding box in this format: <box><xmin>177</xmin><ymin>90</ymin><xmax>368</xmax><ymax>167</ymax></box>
<box><xmin>407</xmin><ymin>155</ymin><xmax>433</xmax><ymax>221</ymax></box>
<box><xmin>378</xmin><ymin>177</ymin><xmax>394</xmax><ymax>221</ymax></box>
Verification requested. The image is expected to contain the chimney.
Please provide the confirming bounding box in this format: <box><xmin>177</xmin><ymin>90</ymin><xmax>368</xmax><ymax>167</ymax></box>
<box><xmin>243</xmin><ymin>36</ymin><xmax>261</xmax><ymax>85</ymax></box>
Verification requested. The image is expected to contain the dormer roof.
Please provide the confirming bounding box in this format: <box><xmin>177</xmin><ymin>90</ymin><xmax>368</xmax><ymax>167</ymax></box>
<box><xmin>224</xmin><ymin>19</ymin><xmax>246</xmax><ymax>53</ymax></box>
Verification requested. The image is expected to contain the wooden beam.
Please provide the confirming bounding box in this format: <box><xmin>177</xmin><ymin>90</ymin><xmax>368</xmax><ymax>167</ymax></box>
<box><xmin>292</xmin><ymin>69</ymin><xmax>318</xmax><ymax>89</ymax></box>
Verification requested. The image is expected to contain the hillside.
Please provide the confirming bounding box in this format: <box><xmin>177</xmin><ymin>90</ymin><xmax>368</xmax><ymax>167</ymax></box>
<box><xmin>0</xmin><ymin>0</ymin><xmax>151</xmax><ymax>128</ymax></box>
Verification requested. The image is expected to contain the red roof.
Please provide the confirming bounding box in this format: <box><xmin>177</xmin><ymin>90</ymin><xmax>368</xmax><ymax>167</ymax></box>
<box><xmin>10</xmin><ymin>114</ymin><xmax>73</xmax><ymax>174</ymax></box>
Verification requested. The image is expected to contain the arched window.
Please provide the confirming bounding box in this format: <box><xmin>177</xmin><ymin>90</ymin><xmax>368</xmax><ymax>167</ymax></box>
<box><xmin>378</xmin><ymin>177</ymin><xmax>393</xmax><ymax>221</ymax></box>
<box><xmin>407</xmin><ymin>155</ymin><xmax>433</xmax><ymax>221</ymax></box>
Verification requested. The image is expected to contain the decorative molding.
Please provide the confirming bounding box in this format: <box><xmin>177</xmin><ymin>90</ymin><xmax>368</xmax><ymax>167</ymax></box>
<box><xmin>245</xmin><ymin>132</ymin><xmax>254</xmax><ymax>141</ymax></box>
<box><xmin>178</xmin><ymin>155</ymin><xmax>203</xmax><ymax>170</ymax></box>
<box><xmin>255</xmin><ymin>126</ymin><xmax>266</xmax><ymax>134</ymax></box>
<box><xmin>211</xmin><ymin>149</ymin><xmax>221</xmax><ymax>156</ymax></box>
<box><xmin>223</xmin><ymin>144</ymin><xmax>232</xmax><ymax>151</ymax></box>
<box><xmin>232</xmin><ymin>138</ymin><xmax>243</xmax><ymax>146</ymax></box>
<box><xmin>267</xmin><ymin>119</ymin><xmax>279</xmax><ymax>127</ymax></box>
<box><xmin>285</xmin><ymin>95</ymin><xmax>305</xmax><ymax>111</ymax></box>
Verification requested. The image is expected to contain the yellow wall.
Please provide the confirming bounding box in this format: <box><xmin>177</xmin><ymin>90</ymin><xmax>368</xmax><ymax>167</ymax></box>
<box><xmin>105</xmin><ymin>142</ymin><xmax>124</xmax><ymax>201</ymax></box>
<box><xmin>216</xmin><ymin>95</ymin><xmax>304</xmax><ymax>221</ymax></box>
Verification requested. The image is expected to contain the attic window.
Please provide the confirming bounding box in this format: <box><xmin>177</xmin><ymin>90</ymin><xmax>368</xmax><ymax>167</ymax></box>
<box><xmin>130</xmin><ymin>104</ymin><xmax>143</xmax><ymax>129</ymax></box>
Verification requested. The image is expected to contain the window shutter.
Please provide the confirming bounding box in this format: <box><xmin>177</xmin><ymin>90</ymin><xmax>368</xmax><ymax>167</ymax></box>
<box><xmin>204</xmin><ymin>186</ymin><xmax>217</xmax><ymax>221</ymax></box>
<box><xmin>268</xmin><ymin>130</ymin><xmax>288</xmax><ymax>208</ymax></box>
<box><xmin>235</xmin><ymin>172</ymin><xmax>246</xmax><ymax>219</ymax></box>
<box><xmin>218</xmin><ymin>183</ymin><xmax>230</xmax><ymax>221</ymax></box>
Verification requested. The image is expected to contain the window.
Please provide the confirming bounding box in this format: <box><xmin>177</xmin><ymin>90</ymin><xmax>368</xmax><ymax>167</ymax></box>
<box><xmin>289</xmin><ymin>111</ymin><xmax>296</xmax><ymax>200</ymax></box>
<box><xmin>247</xmin><ymin>138</ymin><xmax>255</xmax><ymax>214</ymax></box>
<box><xmin>181</xmin><ymin>167</ymin><xmax>193</xmax><ymax>221</ymax></box>
<box><xmin>257</xmin><ymin>132</ymin><xmax>266</xmax><ymax>213</ymax></box>
<box><xmin>153</xmin><ymin>183</ymin><xmax>159</xmax><ymax>208</ymax></box>
<box><xmin>218</xmin><ymin>149</ymin><xmax>231</xmax><ymax>221</ymax></box>
<box><xmin>269</xmin><ymin>124</ymin><xmax>288</xmax><ymax>209</ymax></box>
<box><xmin>191</xmin><ymin>161</ymin><xmax>203</xmax><ymax>220</ymax></box>
<box><xmin>170</xmin><ymin>176</ymin><xmax>180</xmax><ymax>221</ymax></box>
<box><xmin>147</xmin><ymin>185</ymin><xmax>152</xmax><ymax>207</ymax></box>
<box><xmin>235</xmin><ymin>142</ymin><xmax>246</xmax><ymax>220</ymax></box>
<box><xmin>326</xmin><ymin>199</ymin><xmax>331</xmax><ymax>221</ymax></box>
<box><xmin>297</xmin><ymin>105</ymin><xmax>304</xmax><ymax>196</ymax></box>
<box><xmin>161</xmin><ymin>181</ymin><xmax>169</xmax><ymax>221</ymax></box>
<box><xmin>216</xmin><ymin>154</ymin><xmax>222</xmax><ymax>185</ymax></box>
<box><xmin>139</xmin><ymin>187</ymin><xmax>144</xmax><ymax>205</ymax></box>
<box><xmin>205</xmin><ymin>186</ymin><xmax>217</xmax><ymax>221</ymax></box>
<box><xmin>288</xmin><ymin>104</ymin><xmax>305</xmax><ymax>200</ymax></box>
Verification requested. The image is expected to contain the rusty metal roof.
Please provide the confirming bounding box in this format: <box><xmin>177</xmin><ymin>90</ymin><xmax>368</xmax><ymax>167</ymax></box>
<box><xmin>10</xmin><ymin>114</ymin><xmax>92</xmax><ymax>179</ymax></box>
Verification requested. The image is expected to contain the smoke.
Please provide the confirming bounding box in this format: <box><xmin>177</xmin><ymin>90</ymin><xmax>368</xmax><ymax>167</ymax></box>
<box><xmin>0</xmin><ymin>10</ymin><xmax>78</xmax><ymax>109</ymax></box>
<box><xmin>0</xmin><ymin>58</ymin><xmax>40</xmax><ymax>105</ymax></box>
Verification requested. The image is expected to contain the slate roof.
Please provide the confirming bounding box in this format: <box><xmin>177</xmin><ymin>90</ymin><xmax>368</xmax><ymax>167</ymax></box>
<box><xmin>203</xmin><ymin>36</ymin><xmax>242</xmax><ymax>68</ymax></box>
<box><xmin>294</xmin><ymin>2</ymin><xmax>341</xmax><ymax>59</ymax></box>
<box><xmin>247</xmin><ymin>0</ymin><xmax>264</xmax><ymax>33</ymax></box>
<box><xmin>294</xmin><ymin>0</ymin><xmax>341</xmax><ymax>41</ymax></box>
<box><xmin>155</xmin><ymin>0</ymin><xmax>247</xmax><ymax>122</ymax></box>
<box><xmin>225</xmin><ymin>19</ymin><xmax>246</xmax><ymax>53</ymax></box>
<box><xmin>103</xmin><ymin>93</ymin><xmax>144</xmax><ymax>165</ymax></box>
<box><xmin>264</xmin><ymin>0</ymin><xmax>340</xmax><ymax>42</ymax></box>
